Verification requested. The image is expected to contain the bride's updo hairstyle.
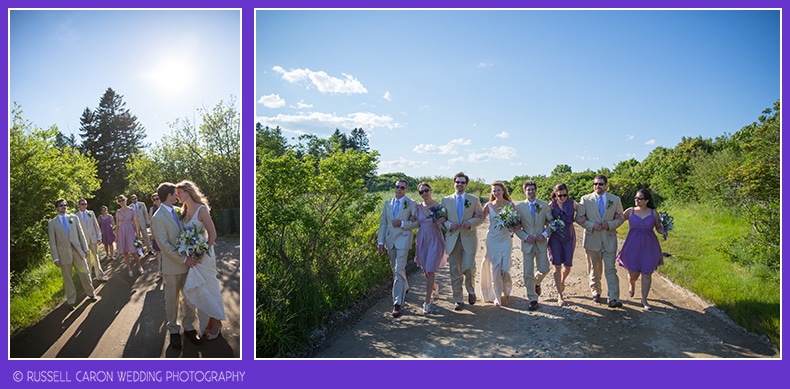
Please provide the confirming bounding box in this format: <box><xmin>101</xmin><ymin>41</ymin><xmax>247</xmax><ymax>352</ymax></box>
<box><xmin>176</xmin><ymin>180</ymin><xmax>211</xmax><ymax>216</ymax></box>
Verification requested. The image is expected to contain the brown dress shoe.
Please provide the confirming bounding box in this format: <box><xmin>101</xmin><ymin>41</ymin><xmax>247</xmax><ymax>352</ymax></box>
<box><xmin>454</xmin><ymin>302</ymin><xmax>464</xmax><ymax>311</ymax></box>
<box><xmin>468</xmin><ymin>293</ymin><xmax>477</xmax><ymax>305</ymax></box>
<box><xmin>392</xmin><ymin>304</ymin><xmax>402</xmax><ymax>318</ymax></box>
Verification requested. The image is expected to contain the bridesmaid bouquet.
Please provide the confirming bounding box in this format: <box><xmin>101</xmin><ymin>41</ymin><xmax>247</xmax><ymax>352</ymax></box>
<box><xmin>177</xmin><ymin>226</ymin><xmax>210</xmax><ymax>261</ymax></box>
<box><xmin>495</xmin><ymin>204</ymin><xmax>521</xmax><ymax>236</ymax></box>
<box><xmin>659</xmin><ymin>211</ymin><xmax>674</xmax><ymax>240</ymax></box>
<box><xmin>133</xmin><ymin>239</ymin><xmax>144</xmax><ymax>257</ymax></box>
<box><xmin>549</xmin><ymin>215</ymin><xmax>566</xmax><ymax>237</ymax></box>
<box><xmin>429</xmin><ymin>204</ymin><xmax>447</xmax><ymax>222</ymax></box>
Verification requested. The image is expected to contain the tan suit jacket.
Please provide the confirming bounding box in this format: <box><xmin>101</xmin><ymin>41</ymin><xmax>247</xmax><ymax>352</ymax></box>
<box><xmin>132</xmin><ymin>202</ymin><xmax>150</xmax><ymax>227</ymax></box>
<box><xmin>576</xmin><ymin>192</ymin><xmax>624</xmax><ymax>252</ymax></box>
<box><xmin>441</xmin><ymin>193</ymin><xmax>484</xmax><ymax>256</ymax></box>
<box><xmin>77</xmin><ymin>210</ymin><xmax>102</xmax><ymax>244</ymax></box>
<box><xmin>378</xmin><ymin>196</ymin><xmax>418</xmax><ymax>250</ymax></box>
<box><xmin>152</xmin><ymin>205</ymin><xmax>188</xmax><ymax>275</ymax></box>
<box><xmin>48</xmin><ymin>214</ymin><xmax>88</xmax><ymax>265</ymax></box>
<box><xmin>514</xmin><ymin>199</ymin><xmax>553</xmax><ymax>253</ymax></box>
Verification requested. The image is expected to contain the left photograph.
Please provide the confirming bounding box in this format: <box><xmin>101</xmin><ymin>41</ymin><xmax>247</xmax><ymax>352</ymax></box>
<box><xmin>8</xmin><ymin>9</ymin><xmax>241</xmax><ymax>358</ymax></box>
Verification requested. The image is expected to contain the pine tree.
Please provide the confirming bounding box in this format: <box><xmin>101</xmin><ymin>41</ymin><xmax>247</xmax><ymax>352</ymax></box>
<box><xmin>79</xmin><ymin>87</ymin><xmax>147</xmax><ymax>208</ymax></box>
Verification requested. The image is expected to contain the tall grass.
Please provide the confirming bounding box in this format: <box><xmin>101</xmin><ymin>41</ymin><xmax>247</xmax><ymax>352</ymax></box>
<box><xmin>10</xmin><ymin>262</ymin><xmax>65</xmax><ymax>335</ymax></box>
<box><xmin>619</xmin><ymin>201</ymin><xmax>780</xmax><ymax>347</ymax></box>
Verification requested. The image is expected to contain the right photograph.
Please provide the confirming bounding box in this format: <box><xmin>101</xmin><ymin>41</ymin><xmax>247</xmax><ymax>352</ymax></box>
<box><xmin>255</xmin><ymin>9</ymin><xmax>780</xmax><ymax>358</ymax></box>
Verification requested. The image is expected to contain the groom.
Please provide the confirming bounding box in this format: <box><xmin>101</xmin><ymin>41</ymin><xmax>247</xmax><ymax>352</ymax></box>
<box><xmin>152</xmin><ymin>182</ymin><xmax>202</xmax><ymax>349</ymax></box>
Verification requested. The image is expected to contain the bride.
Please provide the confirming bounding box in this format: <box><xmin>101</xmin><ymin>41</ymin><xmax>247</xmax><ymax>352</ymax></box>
<box><xmin>175</xmin><ymin>180</ymin><xmax>226</xmax><ymax>340</ymax></box>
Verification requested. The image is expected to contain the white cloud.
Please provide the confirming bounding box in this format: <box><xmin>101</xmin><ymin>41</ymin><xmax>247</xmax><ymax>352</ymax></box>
<box><xmin>495</xmin><ymin>131</ymin><xmax>509</xmax><ymax>139</ymax></box>
<box><xmin>645</xmin><ymin>139</ymin><xmax>656</xmax><ymax>145</ymax></box>
<box><xmin>468</xmin><ymin>146</ymin><xmax>518</xmax><ymax>162</ymax></box>
<box><xmin>619</xmin><ymin>153</ymin><xmax>637</xmax><ymax>159</ymax></box>
<box><xmin>413</xmin><ymin>138</ymin><xmax>472</xmax><ymax>155</ymax></box>
<box><xmin>448</xmin><ymin>156</ymin><xmax>466</xmax><ymax>164</ymax></box>
<box><xmin>296</xmin><ymin>100</ymin><xmax>313</xmax><ymax>109</ymax></box>
<box><xmin>379</xmin><ymin>157</ymin><xmax>429</xmax><ymax>173</ymax></box>
<box><xmin>256</xmin><ymin>111</ymin><xmax>401</xmax><ymax>135</ymax></box>
<box><xmin>574</xmin><ymin>155</ymin><xmax>600</xmax><ymax>161</ymax></box>
<box><xmin>258</xmin><ymin>94</ymin><xmax>286</xmax><ymax>108</ymax></box>
<box><xmin>272</xmin><ymin>66</ymin><xmax>367</xmax><ymax>94</ymax></box>
<box><xmin>477</xmin><ymin>62</ymin><xmax>494</xmax><ymax>68</ymax></box>
<box><xmin>383</xmin><ymin>91</ymin><xmax>391</xmax><ymax>102</ymax></box>
<box><xmin>627</xmin><ymin>134</ymin><xmax>635</xmax><ymax>140</ymax></box>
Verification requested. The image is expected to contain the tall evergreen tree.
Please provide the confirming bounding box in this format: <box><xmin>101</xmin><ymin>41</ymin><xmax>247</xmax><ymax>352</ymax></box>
<box><xmin>79</xmin><ymin>87</ymin><xmax>147</xmax><ymax>208</ymax></box>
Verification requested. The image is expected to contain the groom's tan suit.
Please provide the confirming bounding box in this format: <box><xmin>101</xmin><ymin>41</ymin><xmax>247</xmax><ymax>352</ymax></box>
<box><xmin>576</xmin><ymin>191</ymin><xmax>624</xmax><ymax>301</ymax></box>
<box><xmin>48</xmin><ymin>214</ymin><xmax>95</xmax><ymax>305</ymax></box>
<box><xmin>152</xmin><ymin>205</ymin><xmax>197</xmax><ymax>334</ymax></box>
<box><xmin>441</xmin><ymin>193</ymin><xmax>484</xmax><ymax>304</ymax></box>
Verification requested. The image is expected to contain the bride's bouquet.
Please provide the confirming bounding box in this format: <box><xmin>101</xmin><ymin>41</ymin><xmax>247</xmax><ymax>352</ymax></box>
<box><xmin>495</xmin><ymin>204</ymin><xmax>521</xmax><ymax>236</ymax></box>
<box><xmin>177</xmin><ymin>226</ymin><xmax>210</xmax><ymax>262</ymax></box>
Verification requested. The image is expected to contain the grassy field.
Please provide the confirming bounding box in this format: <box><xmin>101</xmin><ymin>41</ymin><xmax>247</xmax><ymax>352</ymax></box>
<box><xmin>619</xmin><ymin>202</ymin><xmax>780</xmax><ymax>347</ymax></box>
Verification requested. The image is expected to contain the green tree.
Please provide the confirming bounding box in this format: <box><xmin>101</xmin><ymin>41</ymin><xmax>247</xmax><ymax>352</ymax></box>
<box><xmin>78</xmin><ymin>88</ymin><xmax>147</xmax><ymax>208</ymax></box>
<box><xmin>127</xmin><ymin>99</ymin><xmax>240</xmax><ymax>210</ymax></box>
<box><xmin>257</xmin><ymin>148</ymin><xmax>383</xmax><ymax>357</ymax></box>
<box><xmin>10</xmin><ymin>104</ymin><xmax>100</xmax><ymax>278</ymax></box>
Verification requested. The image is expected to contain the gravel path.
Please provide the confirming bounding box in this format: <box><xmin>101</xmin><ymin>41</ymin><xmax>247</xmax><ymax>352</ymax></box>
<box><xmin>314</xmin><ymin>222</ymin><xmax>777</xmax><ymax>358</ymax></box>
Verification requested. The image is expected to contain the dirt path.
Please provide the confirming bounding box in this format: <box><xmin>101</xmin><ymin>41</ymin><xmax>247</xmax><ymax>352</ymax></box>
<box><xmin>10</xmin><ymin>236</ymin><xmax>240</xmax><ymax>358</ymax></box>
<box><xmin>315</xmin><ymin>222</ymin><xmax>777</xmax><ymax>358</ymax></box>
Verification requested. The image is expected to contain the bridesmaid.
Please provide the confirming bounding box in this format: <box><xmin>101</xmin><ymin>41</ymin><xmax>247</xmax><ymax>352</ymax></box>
<box><xmin>413</xmin><ymin>182</ymin><xmax>447</xmax><ymax>314</ymax></box>
<box><xmin>547</xmin><ymin>183</ymin><xmax>581</xmax><ymax>306</ymax></box>
<box><xmin>115</xmin><ymin>195</ymin><xmax>144</xmax><ymax>278</ymax></box>
<box><xmin>616</xmin><ymin>188</ymin><xmax>667</xmax><ymax>310</ymax></box>
<box><xmin>480</xmin><ymin>181</ymin><xmax>515</xmax><ymax>307</ymax></box>
<box><xmin>98</xmin><ymin>205</ymin><xmax>116</xmax><ymax>260</ymax></box>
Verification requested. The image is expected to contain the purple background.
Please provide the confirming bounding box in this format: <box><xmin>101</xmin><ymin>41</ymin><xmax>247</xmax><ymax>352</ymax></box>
<box><xmin>2</xmin><ymin>0</ymin><xmax>785</xmax><ymax>387</ymax></box>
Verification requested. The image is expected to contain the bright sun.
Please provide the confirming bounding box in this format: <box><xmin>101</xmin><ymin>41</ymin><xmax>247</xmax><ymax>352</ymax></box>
<box><xmin>142</xmin><ymin>57</ymin><xmax>195</xmax><ymax>97</ymax></box>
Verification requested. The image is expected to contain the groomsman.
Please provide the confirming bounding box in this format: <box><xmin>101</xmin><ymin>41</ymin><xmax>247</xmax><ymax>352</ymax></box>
<box><xmin>48</xmin><ymin>199</ymin><xmax>98</xmax><ymax>309</ymax></box>
<box><xmin>440</xmin><ymin>172</ymin><xmax>484</xmax><ymax>311</ymax></box>
<box><xmin>514</xmin><ymin>180</ymin><xmax>553</xmax><ymax>311</ymax></box>
<box><xmin>378</xmin><ymin>180</ymin><xmax>418</xmax><ymax>318</ymax></box>
<box><xmin>76</xmin><ymin>199</ymin><xmax>107</xmax><ymax>282</ymax></box>
<box><xmin>575</xmin><ymin>175</ymin><xmax>625</xmax><ymax>308</ymax></box>
<box><xmin>129</xmin><ymin>194</ymin><xmax>152</xmax><ymax>255</ymax></box>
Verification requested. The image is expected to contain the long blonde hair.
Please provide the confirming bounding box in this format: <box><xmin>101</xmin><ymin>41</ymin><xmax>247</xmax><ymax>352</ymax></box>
<box><xmin>176</xmin><ymin>180</ymin><xmax>211</xmax><ymax>216</ymax></box>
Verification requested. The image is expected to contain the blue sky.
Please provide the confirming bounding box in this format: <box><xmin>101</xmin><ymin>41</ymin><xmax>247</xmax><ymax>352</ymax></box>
<box><xmin>9</xmin><ymin>9</ymin><xmax>241</xmax><ymax>146</ymax></box>
<box><xmin>255</xmin><ymin>9</ymin><xmax>779</xmax><ymax>184</ymax></box>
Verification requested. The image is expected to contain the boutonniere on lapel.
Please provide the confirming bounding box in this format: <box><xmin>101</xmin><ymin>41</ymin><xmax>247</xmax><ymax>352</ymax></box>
<box><xmin>402</xmin><ymin>199</ymin><xmax>409</xmax><ymax>211</ymax></box>
<box><xmin>68</xmin><ymin>217</ymin><xmax>74</xmax><ymax>224</ymax></box>
<box><xmin>88</xmin><ymin>212</ymin><xmax>93</xmax><ymax>218</ymax></box>
<box><xmin>464</xmin><ymin>199</ymin><xmax>470</xmax><ymax>208</ymax></box>
<box><xmin>607</xmin><ymin>200</ymin><xmax>613</xmax><ymax>209</ymax></box>
<box><xmin>535</xmin><ymin>203</ymin><xmax>542</xmax><ymax>213</ymax></box>
<box><xmin>175</xmin><ymin>208</ymin><xmax>183</xmax><ymax>219</ymax></box>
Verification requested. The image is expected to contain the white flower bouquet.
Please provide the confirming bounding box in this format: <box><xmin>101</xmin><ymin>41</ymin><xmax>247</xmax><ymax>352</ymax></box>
<box><xmin>177</xmin><ymin>226</ymin><xmax>210</xmax><ymax>261</ymax></box>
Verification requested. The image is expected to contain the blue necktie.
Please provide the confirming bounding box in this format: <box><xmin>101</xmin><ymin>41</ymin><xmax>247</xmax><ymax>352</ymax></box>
<box><xmin>598</xmin><ymin>195</ymin><xmax>605</xmax><ymax>219</ymax></box>
<box><xmin>392</xmin><ymin>199</ymin><xmax>399</xmax><ymax>219</ymax></box>
<box><xmin>456</xmin><ymin>195</ymin><xmax>464</xmax><ymax>223</ymax></box>
<box><xmin>171</xmin><ymin>208</ymin><xmax>180</xmax><ymax>225</ymax></box>
<box><xmin>61</xmin><ymin>216</ymin><xmax>70</xmax><ymax>236</ymax></box>
<box><xmin>530</xmin><ymin>202</ymin><xmax>536</xmax><ymax>218</ymax></box>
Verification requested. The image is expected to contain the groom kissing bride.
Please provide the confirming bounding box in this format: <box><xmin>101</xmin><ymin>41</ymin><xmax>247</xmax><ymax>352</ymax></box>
<box><xmin>152</xmin><ymin>181</ymin><xmax>226</xmax><ymax>350</ymax></box>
